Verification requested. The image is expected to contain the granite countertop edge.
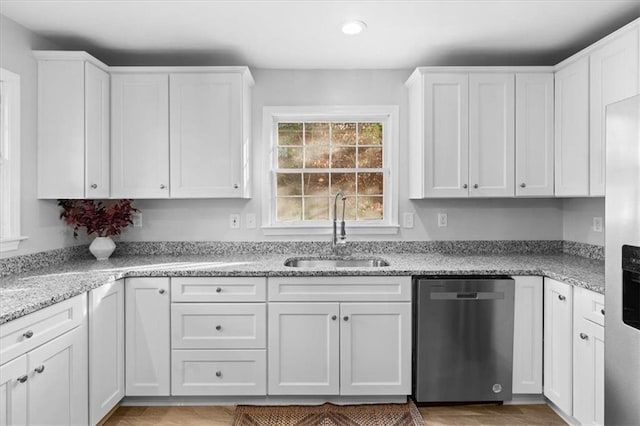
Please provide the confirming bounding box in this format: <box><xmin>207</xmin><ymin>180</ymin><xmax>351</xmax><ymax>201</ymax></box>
<box><xmin>0</xmin><ymin>253</ymin><xmax>605</xmax><ymax>325</ymax></box>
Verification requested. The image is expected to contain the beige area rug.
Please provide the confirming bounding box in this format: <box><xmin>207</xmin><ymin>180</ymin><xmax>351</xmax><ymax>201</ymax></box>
<box><xmin>233</xmin><ymin>401</ymin><xmax>424</xmax><ymax>426</ymax></box>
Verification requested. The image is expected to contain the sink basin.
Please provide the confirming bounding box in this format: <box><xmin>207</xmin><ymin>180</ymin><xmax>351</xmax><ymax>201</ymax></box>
<box><xmin>284</xmin><ymin>257</ymin><xmax>390</xmax><ymax>268</ymax></box>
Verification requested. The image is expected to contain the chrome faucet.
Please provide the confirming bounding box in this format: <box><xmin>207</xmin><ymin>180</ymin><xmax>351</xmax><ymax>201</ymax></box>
<box><xmin>332</xmin><ymin>192</ymin><xmax>347</xmax><ymax>252</ymax></box>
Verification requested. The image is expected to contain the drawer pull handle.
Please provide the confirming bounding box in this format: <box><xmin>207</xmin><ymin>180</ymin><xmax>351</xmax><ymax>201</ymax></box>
<box><xmin>216</xmin><ymin>287</ymin><xmax>222</xmax><ymax>293</ymax></box>
<box><xmin>558</xmin><ymin>295</ymin><xmax>566</xmax><ymax>301</ymax></box>
<box><xmin>462</xmin><ymin>184</ymin><xmax>468</xmax><ymax>189</ymax></box>
<box><xmin>343</xmin><ymin>316</ymin><xmax>349</xmax><ymax>321</ymax></box>
<box><xmin>23</xmin><ymin>330</ymin><xmax>34</xmax><ymax>339</ymax></box>
<box><xmin>520</xmin><ymin>183</ymin><xmax>526</xmax><ymax>188</ymax></box>
<box><xmin>17</xmin><ymin>375</ymin><xmax>28</xmax><ymax>384</ymax></box>
<box><xmin>601</xmin><ymin>309</ymin><xmax>605</xmax><ymax>316</ymax></box>
<box><xmin>215</xmin><ymin>325</ymin><xmax>222</xmax><ymax>331</ymax></box>
<box><xmin>34</xmin><ymin>365</ymin><xmax>45</xmax><ymax>374</ymax></box>
<box><xmin>216</xmin><ymin>371</ymin><xmax>222</xmax><ymax>378</ymax></box>
<box><xmin>580</xmin><ymin>333</ymin><xmax>589</xmax><ymax>340</ymax></box>
<box><xmin>331</xmin><ymin>315</ymin><xmax>337</xmax><ymax>321</ymax></box>
<box><xmin>158</xmin><ymin>289</ymin><xmax>165</xmax><ymax>294</ymax></box>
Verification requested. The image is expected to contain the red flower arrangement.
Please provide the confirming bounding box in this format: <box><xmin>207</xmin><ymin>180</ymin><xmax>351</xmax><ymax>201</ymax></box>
<box><xmin>58</xmin><ymin>199</ymin><xmax>139</xmax><ymax>238</ymax></box>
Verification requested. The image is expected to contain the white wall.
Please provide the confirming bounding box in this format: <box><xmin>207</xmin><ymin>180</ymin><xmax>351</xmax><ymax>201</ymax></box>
<box><xmin>562</xmin><ymin>198</ymin><xmax>605</xmax><ymax>245</ymax></box>
<box><xmin>0</xmin><ymin>15</ymin><xmax>80</xmax><ymax>258</ymax></box>
<box><xmin>122</xmin><ymin>69</ymin><xmax>564</xmax><ymax>242</ymax></box>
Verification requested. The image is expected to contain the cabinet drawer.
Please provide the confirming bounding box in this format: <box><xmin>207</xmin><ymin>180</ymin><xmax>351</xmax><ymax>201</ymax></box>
<box><xmin>171</xmin><ymin>349</ymin><xmax>266</xmax><ymax>395</ymax></box>
<box><xmin>574</xmin><ymin>286</ymin><xmax>605</xmax><ymax>327</ymax></box>
<box><xmin>268</xmin><ymin>276</ymin><xmax>411</xmax><ymax>302</ymax></box>
<box><xmin>171</xmin><ymin>303</ymin><xmax>266</xmax><ymax>349</ymax></box>
<box><xmin>171</xmin><ymin>277</ymin><xmax>266</xmax><ymax>302</ymax></box>
<box><xmin>0</xmin><ymin>293</ymin><xmax>86</xmax><ymax>363</ymax></box>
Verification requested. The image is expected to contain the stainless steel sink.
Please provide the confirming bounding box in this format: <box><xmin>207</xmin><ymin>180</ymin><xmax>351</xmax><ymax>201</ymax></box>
<box><xmin>284</xmin><ymin>257</ymin><xmax>390</xmax><ymax>268</ymax></box>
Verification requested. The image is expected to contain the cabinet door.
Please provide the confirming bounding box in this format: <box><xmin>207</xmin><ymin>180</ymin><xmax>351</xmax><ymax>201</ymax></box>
<box><xmin>422</xmin><ymin>73</ymin><xmax>470</xmax><ymax>197</ymax></box>
<box><xmin>170</xmin><ymin>73</ymin><xmax>244</xmax><ymax>198</ymax></box>
<box><xmin>340</xmin><ymin>303</ymin><xmax>411</xmax><ymax>395</ymax></box>
<box><xmin>84</xmin><ymin>62</ymin><xmax>110</xmax><ymax>198</ymax></box>
<box><xmin>469</xmin><ymin>73</ymin><xmax>515</xmax><ymax>197</ymax></box>
<box><xmin>512</xmin><ymin>276</ymin><xmax>543</xmax><ymax>394</ymax></box>
<box><xmin>589</xmin><ymin>27</ymin><xmax>640</xmax><ymax>196</ymax></box>
<box><xmin>0</xmin><ymin>356</ymin><xmax>27</xmax><ymax>426</ymax></box>
<box><xmin>554</xmin><ymin>57</ymin><xmax>590</xmax><ymax>196</ymax></box>
<box><xmin>544</xmin><ymin>278</ymin><xmax>573</xmax><ymax>415</ymax></box>
<box><xmin>89</xmin><ymin>280</ymin><xmax>124</xmax><ymax>425</ymax></box>
<box><xmin>125</xmin><ymin>278</ymin><xmax>170</xmax><ymax>396</ymax></box>
<box><xmin>268</xmin><ymin>303</ymin><xmax>339</xmax><ymax>395</ymax></box>
<box><xmin>111</xmin><ymin>73</ymin><xmax>170</xmax><ymax>198</ymax></box>
<box><xmin>515</xmin><ymin>74</ymin><xmax>554</xmax><ymax>197</ymax></box>
<box><xmin>27</xmin><ymin>326</ymin><xmax>88</xmax><ymax>426</ymax></box>
<box><xmin>573</xmin><ymin>317</ymin><xmax>605</xmax><ymax>425</ymax></box>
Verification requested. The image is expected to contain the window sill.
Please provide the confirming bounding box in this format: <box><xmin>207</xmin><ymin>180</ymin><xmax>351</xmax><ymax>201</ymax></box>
<box><xmin>0</xmin><ymin>236</ymin><xmax>28</xmax><ymax>252</ymax></box>
<box><xmin>262</xmin><ymin>224</ymin><xmax>399</xmax><ymax>236</ymax></box>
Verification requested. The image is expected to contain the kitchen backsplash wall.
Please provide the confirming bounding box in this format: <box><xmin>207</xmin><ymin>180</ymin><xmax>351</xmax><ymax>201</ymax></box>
<box><xmin>562</xmin><ymin>198</ymin><xmax>605</xmax><ymax>246</ymax></box>
<box><xmin>0</xmin><ymin>15</ymin><xmax>81</xmax><ymax>259</ymax></box>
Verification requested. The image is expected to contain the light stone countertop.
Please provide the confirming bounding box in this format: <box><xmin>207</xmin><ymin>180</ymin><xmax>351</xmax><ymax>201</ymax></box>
<box><xmin>0</xmin><ymin>252</ymin><xmax>604</xmax><ymax>325</ymax></box>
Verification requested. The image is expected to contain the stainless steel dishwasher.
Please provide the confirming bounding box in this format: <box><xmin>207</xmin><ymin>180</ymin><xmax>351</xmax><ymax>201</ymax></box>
<box><xmin>413</xmin><ymin>276</ymin><xmax>515</xmax><ymax>403</ymax></box>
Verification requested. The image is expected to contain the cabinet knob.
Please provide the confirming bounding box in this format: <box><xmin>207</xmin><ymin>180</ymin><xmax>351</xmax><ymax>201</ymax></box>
<box><xmin>17</xmin><ymin>375</ymin><xmax>28</xmax><ymax>384</ymax></box>
<box><xmin>331</xmin><ymin>315</ymin><xmax>337</xmax><ymax>321</ymax></box>
<box><xmin>343</xmin><ymin>316</ymin><xmax>349</xmax><ymax>321</ymax></box>
<box><xmin>215</xmin><ymin>371</ymin><xmax>222</xmax><ymax>378</ymax></box>
<box><xmin>216</xmin><ymin>287</ymin><xmax>222</xmax><ymax>293</ymax></box>
<box><xmin>23</xmin><ymin>330</ymin><xmax>34</xmax><ymax>339</ymax></box>
<box><xmin>215</xmin><ymin>325</ymin><xmax>222</xmax><ymax>331</ymax></box>
<box><xmin>520</xmin><ymin>183</ymin><xmax>526</xmax><ymax>188</ymax></box>
<box><xmin>473</xmin><ymin>184</ymin><xmax>479</xmax><ymax>189</ymax></box>
<box><xmin>158</xmin><ymin>288</ymin><xmax>165</xmax><ymax>294</ymax></box>
<box><xmin>91</xmin><ymin>183</ymin><xmax>98</xmax><ymax>189</ymax></box>
<box><xmin>34</xmin><ymin>365</ymin><xmax>45</xmax><ymax>374</ymax></box>
<box><xmin>462</xmin><ymin>184</ymin><xmax>468</xmax><ymax>189</ymax></box>
<box><xmin>601</xmin><ymin>309</ymin><xmax>605</xmax><ymax>316</ymax></box>
<box><xmin>579</xmin><ymin>333</ymin><xmax>589</xmax><ymax>340</ymax></box>
<box><xmin>558</xmin><ymin>294</ymin><xmax>566</xmax><ymax>301</ymax></box>
<box><xmin>160</xmin><ymin>184</ymin><xmax>166</xmax><ymax>189</ymax></box>
<box><xmin>233</xmin><ymin>183</ymin><xmax>239</xmax><ymax>189</ymax></box>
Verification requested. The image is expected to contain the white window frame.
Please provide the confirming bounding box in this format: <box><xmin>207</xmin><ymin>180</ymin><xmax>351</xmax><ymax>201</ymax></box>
<box><xmin>0</xmin><ymin>68</ymin><xmax>27</xmax><ymax>252</ymax></box>
<box><xmin>262</xmin><ymin>105</ymin><xmax>399</xmax><ymax>236</ymax></box>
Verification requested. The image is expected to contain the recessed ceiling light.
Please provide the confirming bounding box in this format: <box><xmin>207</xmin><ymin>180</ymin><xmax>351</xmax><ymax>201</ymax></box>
<box><xmin>342</xmin><ymin>20</ymin><xmax>367</xmax><ymax>35</ymax></box>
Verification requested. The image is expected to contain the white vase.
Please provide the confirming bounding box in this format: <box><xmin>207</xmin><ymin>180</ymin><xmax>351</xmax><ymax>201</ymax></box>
<box><xmin>89</xmin><ymin>236</ymin><xmax>116</xmax><ymax>260</ymax></box>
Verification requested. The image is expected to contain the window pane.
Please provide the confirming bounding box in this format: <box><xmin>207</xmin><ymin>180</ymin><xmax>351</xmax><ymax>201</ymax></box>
<box><xmin>331</xmin><ymin>123</ymin><xmax>356</xmax><ymax>145</ymax></box>
<box><xmin>358</xmin><ymin>146</ymin><xmax>383</xmax><ymax>168</ymax></box>
<box><xmin>305</xmin><ymin>123</ymin><xmax>329</xmax><ymax>145</ymax></box>
<box><xmin>278</xmin><ymin>147</ymin><xmax>302</xmax><ymax>168</ymax></box>
<box><xmin>277</xmin><ymin>197</ymin><xmax>302</xmax><ymax>221</ymax></box>
<box><xmin>278</xmin><ymin>123</ymin><xmax>303</xmax><ymax>146</ymax></box>
<box><xmin>303</xmin><ymin>173</ymin><xmax>329</xmax><ymax>196</ymax></box>
<box><xmin>358</xmin><ymin>123</ymin><xmax>382</xmax><ymax>145</ymax></box>
<box><xmin>357</xmin><ymin>172</ymin><xmax>383</xmax><ymax>195</ymax></box>
<box><xmin>304</xmin><ymin>197</ymin><xmax>330</xmax><ymax>220</ymax></box>
<box><xmin>357</xmin><ymin>196</ymin><xmax>383</xmax><ymax>220</ymax></box>
<box><xmin>331</xmin><ymin>146</ymin><xmax>356</xmax><ymax>168</ymax></box>
<box><xmin>305</xmin><ymin>146</ymin><xmax>330</xmax><ymax>168</ymax></box>
<box><xmin>277</xmin><ymin>173</ymin><xmax>302</xmax><ymax>196</ymax></box>
<box><xmin>331</xmin><ymin>173</ymin><xmax>356</xmax><ymax>195</ymax></box>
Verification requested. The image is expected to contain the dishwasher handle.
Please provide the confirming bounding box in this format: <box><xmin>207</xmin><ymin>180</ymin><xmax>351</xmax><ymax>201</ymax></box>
<box><xmin>431</xmin><ymin>291</ymin><xmax>505</xmax><ymax>300</ymax></box>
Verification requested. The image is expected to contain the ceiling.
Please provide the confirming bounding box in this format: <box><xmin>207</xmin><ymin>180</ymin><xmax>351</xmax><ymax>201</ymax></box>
<box><xmin>1</xmin><ymin>0</ymin><xmax>639</xmax><ymax>69</ymax></box>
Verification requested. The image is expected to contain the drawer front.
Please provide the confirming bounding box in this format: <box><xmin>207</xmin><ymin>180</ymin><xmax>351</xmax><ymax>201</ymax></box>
<box><xmin>171</xmin><ymin>349</ymin><xmax>266</xmax><ymax>396</ymax></box>
<box><xmin>268</xmin><ymin>276</ymin><xmax>412</xmax><ymax>302</ymax></box>
<box><xmin>574</xmin><ymin>286</ymin><xmax>605</xmax><ymax>327</ymax></box>
<box><xmin>171</xmin><ymin>277</ymin><xmax>266</xmax><ymax>302</ymax></box>
<box><xmin>0</xmin><ymin>293</ymin><xmax>86</xmax><ymax>363</ymax></box>
<box><xmin>171</xmin><ymin>303</ymin><xmax>266</xmax><ymax>349</ymax></box>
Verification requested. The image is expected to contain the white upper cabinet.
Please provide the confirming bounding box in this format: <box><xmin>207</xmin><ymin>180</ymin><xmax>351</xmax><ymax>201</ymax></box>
<box><xmin>468</xmin><ymin>73</ymin><xmax>515</xmax><ymax>197</ymax></box>
<box><xmin>36</xmin><ymin>52</ymin><xmax>110</xmax><ymax>199</ymax></box>
<box><xmin>554</xmin><ymin>57</ymin><xmax>590</xmax><ymax>197</ymax></box>
<box><xmin>589</xmin><ymin>26</ymin><xmax>640</xmax><ymax>196</ymax></box>
<box><xmin>111</xmin><ymin>73</ymin><xmax>170</xmax><ymax>198</ymax></box>
<box><xmin>515</xmin><ymin>74</ymin><xmax>554</xmax><ymax>197</ymax></box>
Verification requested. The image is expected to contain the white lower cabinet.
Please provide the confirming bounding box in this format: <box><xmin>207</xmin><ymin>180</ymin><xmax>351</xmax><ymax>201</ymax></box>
<box><xmin>125</xmin><ymin>277</ymin><xmax>171</xmax><ymax>396</ymax></box>
<box><xmin>0</xmin><ymin>355</ymin><xmax>27</xmax><ymax>425</ymax></box>
<box><xmin>544</xmin><ymin>278</ymin><xmax>573</xmax><ymax>415</ymax></box>
<box><xmin>89</xmin><ymin>279</ymin><xmax>124</xmax><ymax>425</ymax></box>
<box><xmin>512</xmin><ymin>276</ymin><xmax>543</xmax><ymax>394</ymax></box>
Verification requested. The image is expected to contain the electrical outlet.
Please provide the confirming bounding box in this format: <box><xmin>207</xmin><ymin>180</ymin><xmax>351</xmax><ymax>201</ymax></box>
<box><xmin>246</xmin><ymin>213</ymin><xmax>257</xmax><ymax>229</ymax></box>
<box><xmin>402</xmin><ymin>212</ymin><xmax>414</xmax><ymax>228</ymax></box>
<box><xmin>132</xmin><ymin>212</ymin><xmax>142</xmax><ymax>227</ymax></box>
<box><xmin>438</xmin><ymin>213</ymin><xmax>448</xmax><ymax>227</ymax></box>
<box><xmin>593</xmin><ymin>217</ymin><xmax>603</xmax><ymax>232</ymax></box>
<box><xmin>229</xmin><ymin>214</ymin><xmax>240</xmax><ymax>229</ymax></box>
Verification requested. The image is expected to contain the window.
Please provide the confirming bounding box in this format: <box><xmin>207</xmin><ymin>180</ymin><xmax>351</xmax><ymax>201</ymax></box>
<box><xmin>263</xmin><ymin>106</ymin><xmax>399</xmax><ymax>234</ymax></box>
<box><xmin>0</xmin><ymin>68</ymin><xmax>26</xmax><ymax>252</ymax></box>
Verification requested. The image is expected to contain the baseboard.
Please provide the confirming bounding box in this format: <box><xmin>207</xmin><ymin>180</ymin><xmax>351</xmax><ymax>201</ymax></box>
<box><xmin>120</xmin><ymin>395</ymin><xmax>408</xmax><ymax>406</ymax></box>
<box><xmin>545</xmin><ymin>398</ymin><xmax>580</xmax><ymax>425</ymax></box>
<box><xmin>505</xmin><ymin>394</ymin><xmax>546</xmax><ymax>405</ymax></box>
